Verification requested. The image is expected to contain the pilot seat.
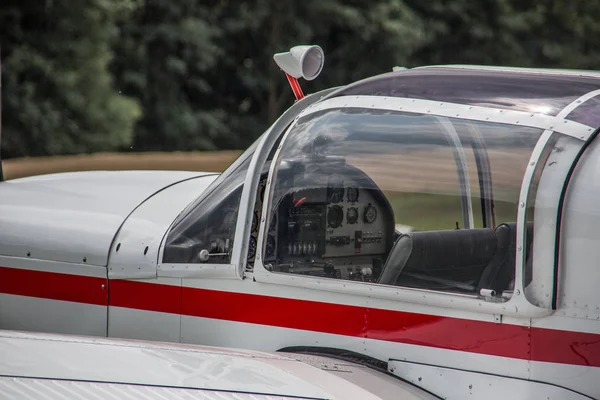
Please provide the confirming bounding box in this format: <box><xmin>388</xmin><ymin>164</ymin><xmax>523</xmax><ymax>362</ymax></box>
<box><xmin>378</xmin><ymin>222</ymin><xmax>534</xmax><ymax>296</ymax></box>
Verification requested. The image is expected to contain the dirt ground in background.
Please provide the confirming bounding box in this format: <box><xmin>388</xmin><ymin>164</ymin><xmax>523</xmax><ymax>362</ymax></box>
<box><xmin>2</xmin><ymin>151</ymin><xmax>243</xmax><ymax>180</ymax></box>
<box><xmin>2</xmin><ymin>148</ymin><xmax>527</xmax><ymax>231</ymax></box>
<box><xmin>3</xmin><ymin>147</ymin><xmax>529</xmax><ymax>196</ymax></box>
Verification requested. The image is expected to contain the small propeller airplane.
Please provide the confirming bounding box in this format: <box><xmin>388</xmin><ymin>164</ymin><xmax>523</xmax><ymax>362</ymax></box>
<box><xmin>0</xmin><ymin>44</ymin><xmax>599</xmax><ymax>399</ymax></box>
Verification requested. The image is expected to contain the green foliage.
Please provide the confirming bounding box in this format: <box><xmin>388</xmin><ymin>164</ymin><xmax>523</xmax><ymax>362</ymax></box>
<box><xmin>111</xmin><ymin>0</ymin><xmax>229</xmax><ymax>151</ymax></box>
<box><xmin>193</xmin><ymin>0</ymin><xmax>428</xmax><ymax>150</ymax></box>
<box><xmin>1</xmin><ymin>0</ymin><xmax>599</xmax><ymax>157</ymax></box>
<box><xmin>405</xmin><ymin>0</ymin><xmax>600</xmax><ymax>68</ymax></box>
<box><xmin>0</xmin><ymin>0</ymin><xmax>141</xmax><ymax>158</ymax></box>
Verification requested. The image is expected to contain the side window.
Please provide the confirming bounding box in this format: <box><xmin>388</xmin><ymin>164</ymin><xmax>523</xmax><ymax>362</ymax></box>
<box><xmin>162</xmin><ymin>151</ymin><xmax>253</xmax><ymax>264</ymax></box>
<box><xmin>465</xmin><ymin>144</ymin><xmax>484</xmax><ymax>229</ymax></box>
<box><xmin>263</xmin><ymin>108</ymin><xmax>543</xmax><ymax>299</ymax></box>
<box><xmin>352</xmin><ymin>136</ymin><xmax>464</xmax><ymax>233</ymax></box>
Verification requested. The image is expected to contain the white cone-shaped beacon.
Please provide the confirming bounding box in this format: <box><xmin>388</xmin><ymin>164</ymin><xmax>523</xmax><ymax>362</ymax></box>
<box><xmin>273</xmin><ymin>45</ymin><xmax>324</xmax><ymax>81</ymax></box>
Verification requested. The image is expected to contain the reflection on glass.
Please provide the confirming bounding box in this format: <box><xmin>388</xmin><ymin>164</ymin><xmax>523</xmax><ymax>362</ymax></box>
<box><xmin>565</xmin><ymin>95</ymin><xmax>600</xmax><ymax>129</ymax></box>
<box><xmin>162</xmin><ymin>127</ymin><xmax>284</xmax><ymax>266</ymax></box>
<box><xmin>162</xmin><ymin>152</ymin><xmax>252</xmax><ymax>264</ymax></box>
<box><xmin>264</xmin><ymin>107</ymin><xmax>542</xmax><ymax>299</ymax></box>
<box><xmin>338</xmin><ymin>68</ymin><xmax>600</xmax><ymax>117</ymax></box>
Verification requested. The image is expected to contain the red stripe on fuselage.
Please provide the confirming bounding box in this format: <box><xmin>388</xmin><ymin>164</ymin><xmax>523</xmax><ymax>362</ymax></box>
<box><xmin>114</xmin><ymin>280</ymin><xmax>600</xmax><ymax>367</ymax></box>
<box><xmin>179</xmin><ymin>283</ymin><xmax>531</xmax><ymax>360</ymax></box>
<box><xmin>109</xmin><ymin>279</ymin><xmax>181</xmax><ymax>315</ymax></box>
<box><xmin>0</xmin><ymin>266</ymin><xmax>107</xmax><ymax>306</ymax></box>
<box><xmin>1</xmin><ymin>266</ymin><xmax>599</xmax><ymax>368</ymax></box>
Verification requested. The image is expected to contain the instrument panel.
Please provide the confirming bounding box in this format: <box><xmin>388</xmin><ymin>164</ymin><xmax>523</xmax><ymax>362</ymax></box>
<box><xmin>248</xmin><ymin>169</ymin><xmax>392</xmax><ymax>282</ymax></box>
<box><xmin>322</xmin><ymin>177</ymin><xmax>387</xmax><ymax>259</ymax></box>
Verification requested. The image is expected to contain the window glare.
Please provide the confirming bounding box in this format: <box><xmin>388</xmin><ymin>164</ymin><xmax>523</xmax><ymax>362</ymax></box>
<box><xmin>265</xmin><ymin>107</ymin><xmax>542</xmax><ymax>298</ymax></box>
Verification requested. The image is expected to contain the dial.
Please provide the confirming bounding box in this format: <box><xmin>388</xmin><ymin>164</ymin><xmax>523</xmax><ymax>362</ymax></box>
<box><xmin>247</xmin><ymin>236</ymin><xmax>257</xmax><ymax>261</ymax></box>
<box><xmin>347</xmin><ymin>187</ymin><xmax>359</xmax><ymax>203</ymax></box>
<box><xmin>329</xmin><ymin>187</ymin><xmax>344</xmax><ymax>203</ymax></box>
<box><xmin>266</xmin><ymin>234</ymin><xmax>276</xmax><ymax>258</ymax></box>
<box><xmin>327</xmin><ymin>205</ymin><xmax>344</xmax><ymax>228</ymax></box>
<box><xmin>346</xmin><ymin>207</ymin><xmax>359</xmax><ymax>224</ymax></box>
<box><xmin>364</xmin><ymin>204</ymin><xmax>378</xmax><ymax>223</ymax></box>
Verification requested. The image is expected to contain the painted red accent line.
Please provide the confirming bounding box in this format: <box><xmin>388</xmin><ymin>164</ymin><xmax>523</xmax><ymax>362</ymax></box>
<box><xmin>531</xmin><ymin>326</ymin><xmax>600</xmax><ymax>367</ymax></box>
<box><xmin>109</xmin><ymin>279</ymin><xmax>181</xmax><ymax>315</ymax></box>
<box><xmin>2</xmin><ymin>267</ymin><xmax>600</xmax><ymax>368</ymax></box>
<box><xmin>0</xmin><ymin>266</ymin><xmax>107</xmax><ymax>306</ymax></box>
<box><xmin>180</xmin><ymin>285</ymin><xmax>532</xmax><ymax>361</ymax></box>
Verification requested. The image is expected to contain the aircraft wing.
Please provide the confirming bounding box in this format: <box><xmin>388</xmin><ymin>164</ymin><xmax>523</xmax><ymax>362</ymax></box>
<box><xmin>0</xmin><ymin>329</ymin><xmax>439</xmax><ymax>400</ymax></box>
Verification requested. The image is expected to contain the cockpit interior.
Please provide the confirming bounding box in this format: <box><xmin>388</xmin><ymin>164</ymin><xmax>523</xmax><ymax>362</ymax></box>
<box><xmin>250</xmin><ymin>155</ymin><xmax>395</xmax><ymax>283</ymax></box>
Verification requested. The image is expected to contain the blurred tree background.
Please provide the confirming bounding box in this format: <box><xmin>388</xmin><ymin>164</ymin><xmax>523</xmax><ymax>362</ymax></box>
<box><xmin>0</xmin><ymin>0</ymin><xmax>598</xmax><ymax>159</ymax></box>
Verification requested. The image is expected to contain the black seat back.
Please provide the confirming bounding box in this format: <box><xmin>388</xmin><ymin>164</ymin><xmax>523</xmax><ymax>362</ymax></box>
<box><xmin>378</xmin><ymin>228</ymin><xmax>498</xmax><ymax>291</ymax></box>
<box><xmin>477</xmin><ymin>222</ymin><xmax>534</xmax><ymax>293</ymax></box>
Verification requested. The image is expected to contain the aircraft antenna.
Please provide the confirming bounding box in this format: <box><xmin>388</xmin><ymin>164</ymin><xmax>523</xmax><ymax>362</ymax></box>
<box><xmin>273</xmin><ymin>45</ymin><xmax>324</xmax><ymax>101</ymax></box>
<box><xmin>285</xmin><ymin>73</ymin><xmax>305</xmax><ymax>101</ymax></box>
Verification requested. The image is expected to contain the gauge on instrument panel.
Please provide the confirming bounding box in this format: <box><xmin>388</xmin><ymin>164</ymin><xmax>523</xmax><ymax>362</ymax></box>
<box><xmin>347</xmin><ymin>186</ymin><xmax>359</xmax><ymax>203</ymax></box>
<box><xmin>266</xmin><ymin>234</ymin><xmax>276</xmax><ymax>258</ymax></box>
<box><xmin>247</xmin><ymin>236</ymin><xmax>257</xmax><ymax>260</ymax></box>
<box><xmin>327</xmin><ymin>205</ymin><xmax>344</xmax><ymax>228</ymax></box>
<box><xmin>364</xmin><ymin>203</ymin><xmax>378</xmax><ymax>224</ymax></box>
<box><xmin>346</xmin><ymin>207</ymin><xmax>359</xmax><ymax>224</ymax></box>
<box><xmin>329</xmin><ymin>186</ymin><xmax>344</xmax><ymax>203</ymax></box>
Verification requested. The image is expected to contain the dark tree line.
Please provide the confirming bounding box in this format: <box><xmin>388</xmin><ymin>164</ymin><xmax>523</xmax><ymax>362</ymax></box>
<box><xmin>0</xmin><ymin>0</ymin><xmax>598</xmax><ymax>158</ymax></box>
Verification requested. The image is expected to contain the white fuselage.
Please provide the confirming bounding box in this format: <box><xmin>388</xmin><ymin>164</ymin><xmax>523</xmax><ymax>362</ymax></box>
<box><xmin>1</xmin><ymin>73</ymin><xmax>600</xmax><ymax>399</ymax></box>
<box><xmin>0</xmin><ymin>165</ymin><xmax>597</xmax><ymax>399</ymax></box>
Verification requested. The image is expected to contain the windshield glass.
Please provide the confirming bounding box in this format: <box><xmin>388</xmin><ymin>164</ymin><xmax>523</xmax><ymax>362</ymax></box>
<box><xmin>263</xmin><ymin>107</ymin><xmax>542</xmax><ymax>299</ymax></box>
<box><xmin>171</xmin><ymin>135</ymin><xmax>261</xmax><ymax>227</ymax></box>
<box><xmin>162</xmin><ymin>136</ymin><xmax>260</xmax><ymax>264</ymax></box>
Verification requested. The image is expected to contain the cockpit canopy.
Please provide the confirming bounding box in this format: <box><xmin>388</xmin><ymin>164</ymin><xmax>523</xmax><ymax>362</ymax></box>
<box><xmin>259</xmin><ymin>107</ymin><xmax>542</xmax><ymax>295</ymax></box>
<box><xmin>162</xmin><ymin>65</ymin><xmax>599</xmax><ymax>307</ymax></box>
